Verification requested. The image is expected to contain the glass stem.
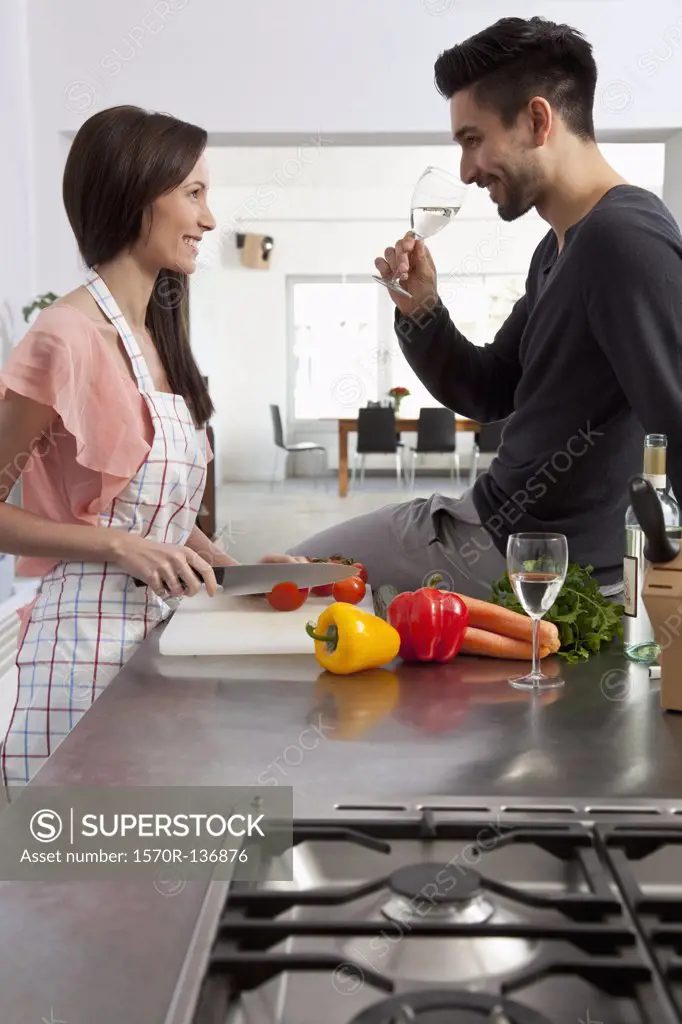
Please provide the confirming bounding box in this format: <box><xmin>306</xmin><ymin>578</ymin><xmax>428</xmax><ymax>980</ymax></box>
<box><xmin>532</xmin><ymin>616</ymin><xmax>541</xmax><ymax>681</ymax></box>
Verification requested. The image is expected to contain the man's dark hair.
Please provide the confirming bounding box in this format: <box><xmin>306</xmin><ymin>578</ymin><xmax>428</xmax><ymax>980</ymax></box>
<box><xmin>434</xmin><ymin>16</ymin><xmax>597</xmax><ymax>141</ymax></box>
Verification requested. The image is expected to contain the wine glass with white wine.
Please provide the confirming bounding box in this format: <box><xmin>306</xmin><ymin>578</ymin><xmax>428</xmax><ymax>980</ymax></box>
<box><xmin>506</xmin><ymin>533</ymin><xmax>568</xmax><ymax>690</ymax></box>
<box><xmin>373</xmin><ymin>165</ymin><xmax>467</xmax><ymax>299</ymax></box>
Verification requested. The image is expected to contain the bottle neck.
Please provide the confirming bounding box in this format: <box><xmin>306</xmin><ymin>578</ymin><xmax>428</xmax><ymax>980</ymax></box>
<box><xmin>643</xmin><ymin>439</ymin><xmax>667</xmax><ymax>493</ymax></box>
<box><xmin>644</xmin><ymin>472</ymin><xmax>667</xmax><ymax>491</ymax></box>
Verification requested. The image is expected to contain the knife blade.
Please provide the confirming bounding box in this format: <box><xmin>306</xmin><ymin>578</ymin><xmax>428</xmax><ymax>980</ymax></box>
<box><xmin>132</xmin><ymin>560</ymin><xmax>359</xmax><ymax>596</ymax></box>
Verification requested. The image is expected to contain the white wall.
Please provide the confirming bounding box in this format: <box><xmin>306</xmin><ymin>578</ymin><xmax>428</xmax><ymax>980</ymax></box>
<box><xmin>0</xmin><ymin>0</ymin><xmax>33</xmax><ymax>357</ymax></box>
<box><xmin>25</xmin><ymin>0</ymin><xmax>682</xmax><ymax>293</ymax></box>
<box><xmin>189</xmin><ymin>142</ymin><xmax>665</xmax><ymax>483</ymax></box>
<box><xmin>664</xmin><ymin>131</ymin><xmax>682</xmax><ymax>227</ymax></box>
<box><xmin>0</xmin><ymin>0</ymin><xmax>34</xmax><ymax>602</ymax></box>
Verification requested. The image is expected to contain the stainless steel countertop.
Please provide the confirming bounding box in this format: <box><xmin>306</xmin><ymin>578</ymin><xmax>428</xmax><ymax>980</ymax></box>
<box><xmin>1</xmin><ymin>623</ymin><xmax>681</xmax><ymax>1024</ymax></box>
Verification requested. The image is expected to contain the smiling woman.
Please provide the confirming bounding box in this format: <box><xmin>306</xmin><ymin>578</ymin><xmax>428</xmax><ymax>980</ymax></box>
<box><xmin>0</xmin><ymin>105</ymin><xmax>304</xmax><ymax>796</ymax></box>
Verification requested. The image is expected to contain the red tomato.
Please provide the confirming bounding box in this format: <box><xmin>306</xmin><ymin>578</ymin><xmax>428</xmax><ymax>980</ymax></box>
<box><xmin>332</xmin><ymin>576</ymin><xmax>366</xmax><ymax>605</ymax></box>
<box><xmin>266</xmin><ymin>582</ymin><xmax>309</xmax><ymax>611</ymax></box>
<box><xmin>308</xmin><ymin>556</ymin><xmax>349</xmax><ymax>596</ymax></box>
<box><xmin>352</xmin><ymin>563</ymin><xmax>368</xmax><ymax>584</ymax></box>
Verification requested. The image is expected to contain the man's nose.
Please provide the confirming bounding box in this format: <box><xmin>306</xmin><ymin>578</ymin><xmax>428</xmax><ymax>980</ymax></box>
<box><xmin>459</xmin><ymin>157</ymin><xmax>477</xmax><ymax>187</ymax></box>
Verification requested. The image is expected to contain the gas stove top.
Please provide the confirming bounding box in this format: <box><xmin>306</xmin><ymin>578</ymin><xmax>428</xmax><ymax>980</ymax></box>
<box><xmin>182</xmin><ymin>807</ymin><xmax>682</xmax><ymax>1024</ymax></box>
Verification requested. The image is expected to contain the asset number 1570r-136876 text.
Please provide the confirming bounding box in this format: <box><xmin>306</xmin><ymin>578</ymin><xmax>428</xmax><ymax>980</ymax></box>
<box><xmin>134</xmin><ymin>848</ymin><xmax>250</xmax><ymax>863</ymax></box>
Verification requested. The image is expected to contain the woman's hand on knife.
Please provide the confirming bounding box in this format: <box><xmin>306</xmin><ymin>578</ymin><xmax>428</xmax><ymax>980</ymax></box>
<box><xmin>109</xmin><ymin>532</ymin><xmax>219</xmax><ymax>599</ymax></box>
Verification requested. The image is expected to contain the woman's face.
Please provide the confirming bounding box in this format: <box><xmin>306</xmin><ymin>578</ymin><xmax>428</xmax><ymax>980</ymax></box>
<box><xmin>137</xmin><ymin>153</ymin><xmax>216</xmax><ymax>274</ymax></box>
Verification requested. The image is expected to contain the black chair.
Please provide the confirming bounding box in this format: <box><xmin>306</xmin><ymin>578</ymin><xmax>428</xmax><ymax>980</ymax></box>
<box><xmin>352</xmin><ymin>407</ymin><xmax>403</xmax><ymax>488</ymax></box>
<box><xmin>269</xmin><ymin>404</ymin><xmax>327</xmax><ymax>488</ymax></box>
<box><xmin>471</xmin><ymin>418</ymin><xmax>507</xmax><ymax>480</ymax></box>
<box><xmin>407</xmin><ymin>408</ymin><xmax>458</xmax><ymax>490</ymax></box>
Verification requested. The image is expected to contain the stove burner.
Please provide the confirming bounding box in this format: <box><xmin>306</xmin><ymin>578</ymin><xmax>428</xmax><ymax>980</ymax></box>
<box><xmin>383</xmin><ymin>862</ymin><xmax>494</xmax><ymax>926</ymax></box>
<box><xmin>349</xmin><ymin>990</ymin><xmax>550</xmax><ymax>1024</ymax></box>
<box><xmin>346</xmin><ymin>860</ymin><xmax>536</xmax><ymax>986</ymax></box>
<box><xmin>389</xmin><ymin>863</ymin><xmax>483</xmax><ymax>905</ymax></box>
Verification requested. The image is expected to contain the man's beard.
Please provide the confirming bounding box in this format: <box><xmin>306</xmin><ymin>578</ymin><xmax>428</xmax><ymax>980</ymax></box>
<box><xmin>495</xmin><ymin>168</ymin><xmax>540</xmax><ymax>222</ymax></box>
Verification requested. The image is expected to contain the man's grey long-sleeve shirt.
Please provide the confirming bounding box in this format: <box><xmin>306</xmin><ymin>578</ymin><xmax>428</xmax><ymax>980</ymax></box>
<box><xmin>395</xmin><ymin>185</ymin><xmax>682</xmax><ymax>586</ymax></box>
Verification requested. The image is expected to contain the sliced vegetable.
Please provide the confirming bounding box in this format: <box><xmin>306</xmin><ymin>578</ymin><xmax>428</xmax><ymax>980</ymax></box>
<box><xmin>311</xmin><ymin>582</ymin><xmax>334</xmax><ymax>597</ymax></box>
<box><xmin>387</xmin><ymin>579</ymin><xmax>469</xmax><ymax>663</ymax></box>
<box><xmin>332</xmin><ymin>576</ymin><xmax>366</xmax><ymax>605</ymax></box>
<box><xmin>305</xmin><ymin>602</ymin><xmax>401</xmax><ymax>675</ymax></box>
<box><xmin>455</xmin><ymin>593</ymin><xmax>559</xmax><ymax>650</ymax></box>
<box><xmin>459</xmin><ymin>626</ymin><xmax>554</xmax><ymax>660</ymax></box>
<box><xmin>266</xmin><ymin>582</ymin><xmax>309</xmax><ymax>611</ymax></box>
<box><xmin>307</xmin><ymin>555</ymin><xmax>359</xmax><ymax>596</ymax></box>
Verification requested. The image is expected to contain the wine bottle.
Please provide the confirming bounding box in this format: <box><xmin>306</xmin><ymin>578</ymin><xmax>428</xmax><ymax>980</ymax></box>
<box><xmin>623</xmin><ymin>434</ymin><xmax>681</xmax><ymax>664</ymax></box>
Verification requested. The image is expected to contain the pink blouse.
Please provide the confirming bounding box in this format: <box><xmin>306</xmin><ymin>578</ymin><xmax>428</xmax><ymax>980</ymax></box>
<box><xmin>0</xmin><ymin>304</ymin><xmax>212</xmax><ymax>579</ymax></box>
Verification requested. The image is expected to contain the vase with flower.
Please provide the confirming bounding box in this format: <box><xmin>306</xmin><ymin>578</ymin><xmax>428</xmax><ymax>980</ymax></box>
<box><xmin>388</xmin><ymin>386</ymin><xmax>410</xmax><ymax>416</ymax></box>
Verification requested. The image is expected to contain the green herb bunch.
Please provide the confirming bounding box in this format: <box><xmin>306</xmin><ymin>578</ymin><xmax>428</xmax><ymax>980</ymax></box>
<box><xmin>489</xmin><ymin>562</ymin><xmax>624</xmax><ymax>663</ymax></box>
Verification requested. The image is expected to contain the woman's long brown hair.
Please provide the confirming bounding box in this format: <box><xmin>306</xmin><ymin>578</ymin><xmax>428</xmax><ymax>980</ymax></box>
<box><xmin>62</xmin><ymin>105</ymin><xmax>213</xmax><ymax>425</ymax></box>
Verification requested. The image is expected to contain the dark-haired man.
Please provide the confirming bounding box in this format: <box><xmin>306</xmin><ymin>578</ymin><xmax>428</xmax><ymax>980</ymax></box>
<box><xmin>288</xmin><ymin>16</ymin><xmax>682</xmax><ymax>600</ymax></box>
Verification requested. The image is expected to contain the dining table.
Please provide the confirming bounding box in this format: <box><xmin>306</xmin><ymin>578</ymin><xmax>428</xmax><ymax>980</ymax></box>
<box><xmin>324</xmin><ymin>416</ymin><xmax>481</xmax><ymax>496</ymax></box>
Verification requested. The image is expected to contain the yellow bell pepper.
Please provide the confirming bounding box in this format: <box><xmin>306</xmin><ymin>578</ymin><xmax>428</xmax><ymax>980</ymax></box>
<box><xmin>313</xmin><ymin>669</ymin><xmax>400</xmax><ymax>739</ymax></box>
<box><xmin>305</xmin><ymin>602</ymin><xmax>401</xmax><ymax>675</ymax></box>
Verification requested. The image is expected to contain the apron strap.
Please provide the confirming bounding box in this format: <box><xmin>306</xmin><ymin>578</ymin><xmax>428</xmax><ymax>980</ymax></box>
<box><xmin>85</xmin><ymin>270</ymin><xmax>155</xmax><ymax>394</ymax></box>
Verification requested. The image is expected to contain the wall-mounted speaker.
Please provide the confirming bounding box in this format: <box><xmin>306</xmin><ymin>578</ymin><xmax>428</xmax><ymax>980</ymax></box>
<box><xmin>236</xmin><ymin>233</ymin><xmax>274</xmax><ymax>270</ymax></box>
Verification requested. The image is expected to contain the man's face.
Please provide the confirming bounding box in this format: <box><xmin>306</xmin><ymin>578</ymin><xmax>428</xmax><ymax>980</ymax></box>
<box><xmin>451</xmin><ymin>88</ymin><xmax>545</xmax><ymax>222</ymax></box>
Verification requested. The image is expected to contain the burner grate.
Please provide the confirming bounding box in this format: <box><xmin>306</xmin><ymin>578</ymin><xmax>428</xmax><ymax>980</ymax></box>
<box><xmin>189</xmin><ymin>817</ymin><xmax>682</xmax><ymax>1024</ymax></box>
<box><xmin>595</xmin><ymin>825</ymin><xmax>682</xmax><ymax>1021</ymax></box>
<box><xmin>229</xmin><ymin>818</ymin><xmax>622</xmax><ymax>921</ymax></box>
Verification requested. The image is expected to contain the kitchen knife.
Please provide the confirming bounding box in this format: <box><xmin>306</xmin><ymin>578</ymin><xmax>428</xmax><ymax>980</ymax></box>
<box><xmin>132</xmin><ymin>560</ymin><xmax>359</xmax><ymax>596</ymax></box>
<box><xmin>628</xmin><ymin>474</ymin><xmax>679</xmax><ymax>564</ymax></box>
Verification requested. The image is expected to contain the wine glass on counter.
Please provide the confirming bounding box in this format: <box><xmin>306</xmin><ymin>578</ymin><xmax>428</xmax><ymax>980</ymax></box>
<box><xmin>373</xmin><ymin>165</ymin><xmax>468</xmax><ymax>299</ymax></box>
<box><xmin>506</xmin><ymin>532</ymin><xmax>568</xmax><ymax>690</ymax></box>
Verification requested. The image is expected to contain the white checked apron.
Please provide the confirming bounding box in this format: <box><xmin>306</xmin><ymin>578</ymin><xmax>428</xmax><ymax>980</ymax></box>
<box><xmin>1</xmin><ymin>272</ymin><xmax>208</xmax><ymax>794</ymax></box>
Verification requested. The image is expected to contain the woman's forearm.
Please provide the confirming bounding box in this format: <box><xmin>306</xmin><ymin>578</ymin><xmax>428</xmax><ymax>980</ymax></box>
<box><xmin>0</xmin><ymin>505</ymin><xmax>239</xmax><ymax>571</ymax></box>
<box><xmin>0</xmin><ymin>501</ymin><xmax>119</xmax><ymax>563</ymax></box>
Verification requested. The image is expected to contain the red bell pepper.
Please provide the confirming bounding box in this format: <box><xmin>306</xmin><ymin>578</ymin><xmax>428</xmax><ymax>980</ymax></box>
<box><xmin>387</xmin><ymin>578</ymin><xmax>469</xmax><ymax>663</ymax></box>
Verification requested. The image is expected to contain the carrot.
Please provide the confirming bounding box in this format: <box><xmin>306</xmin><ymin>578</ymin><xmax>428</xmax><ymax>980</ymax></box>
<box><xmin>459</xmin><ymin>627</ymin><xmax>554</xmax><ymax>660</ymax></box>
<box><xmin>454</xmin><ymin>593</ymin><xmax>560</xmax><ymax>651</ymax></box>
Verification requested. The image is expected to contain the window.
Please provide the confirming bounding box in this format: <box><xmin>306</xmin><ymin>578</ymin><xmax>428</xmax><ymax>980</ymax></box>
<box><xmin>289</xmin><ymin>278</ymin><xmax>388</xmax><ymax>420</ymax></box>
<box><xmin>289</xmin><ymin>273</ymin><xmax>528</xmax><ymax>420</ymax></box>
<box><xmin>392</xmin><ymin>274</ymin><xmax>527</xmax><ymax>416</ymax></box>
<box><xmin>439</xmin><ymin>273</ymin><xmax>527</xmax><ymax>345</ymax></box>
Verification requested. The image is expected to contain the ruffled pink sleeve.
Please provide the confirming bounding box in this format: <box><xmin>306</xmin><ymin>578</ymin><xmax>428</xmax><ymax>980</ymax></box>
<box><xmin>0</xmin><ymin>306</ymin><xmax>152</xmax><ymax>517</ymax></box>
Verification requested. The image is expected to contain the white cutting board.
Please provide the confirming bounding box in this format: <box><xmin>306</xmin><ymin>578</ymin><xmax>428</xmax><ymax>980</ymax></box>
<box><xmin>158</xmin><ymin>587</ymin><xmax>375</xmax><ymax>657</ymax></box>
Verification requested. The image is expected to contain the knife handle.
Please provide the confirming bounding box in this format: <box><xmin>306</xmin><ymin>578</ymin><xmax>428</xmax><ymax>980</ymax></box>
<box><xmin>132</xmin><ymin>571</ymin><xmax>202</xmax><ymax>590</ymax></box>
<box><xmin>629</xmin><ymin>474</ymin><xmax>680</xmax><ymax>564</ymax></box>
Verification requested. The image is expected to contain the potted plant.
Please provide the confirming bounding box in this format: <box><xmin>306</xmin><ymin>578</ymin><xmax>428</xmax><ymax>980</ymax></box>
<box><xmin>22</xmin><ymin>292</ymin><xmax>59</xmax><ymax>325</ymax></box>
<box><xmin>388</xmin><ymin>386</ymin><xmax>410</xmax><ymax>415</ymax></box>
